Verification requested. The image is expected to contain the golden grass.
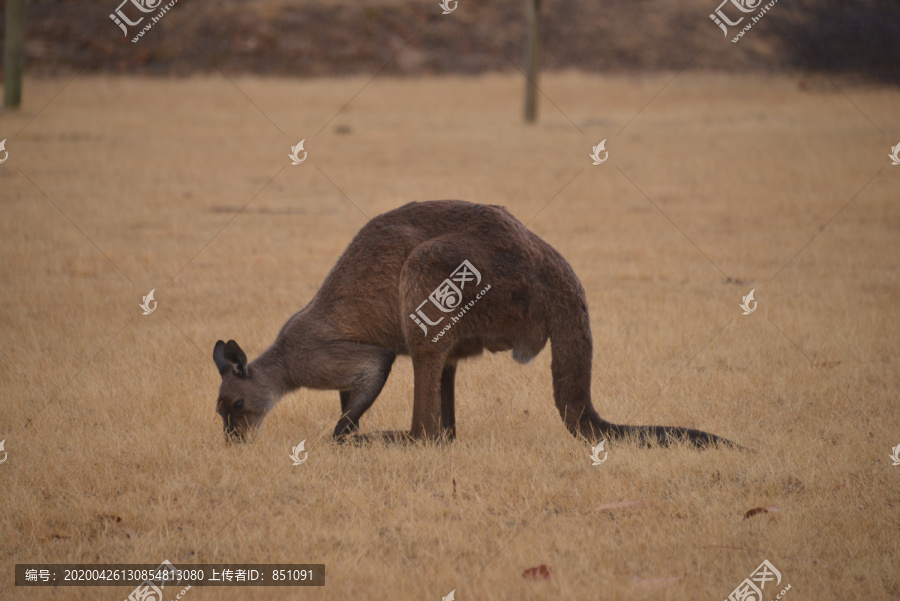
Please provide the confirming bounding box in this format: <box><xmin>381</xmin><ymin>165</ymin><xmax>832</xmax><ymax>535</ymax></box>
<box><xmin>1</xmin><ymin>71</ymin><xmax>899</xmax><ymax>600</ymax></box>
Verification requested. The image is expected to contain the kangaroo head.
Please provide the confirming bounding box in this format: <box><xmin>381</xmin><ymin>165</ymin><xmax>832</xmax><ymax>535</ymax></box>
<box><xmin>212</xmin><ymin>339</ymin><xmax>273</xmax><ymax>443</ymax></box>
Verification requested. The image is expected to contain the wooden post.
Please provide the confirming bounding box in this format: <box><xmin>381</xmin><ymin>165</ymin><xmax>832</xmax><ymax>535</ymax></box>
<box><xmin>4</xmin><ymin>0</ymin><xmax>26</xmax><ymax>109</ymax></box>
<box><xmin>524</xmin><ymin>0</ymin><xmax>540</xmax><ymax>123</ymax></box>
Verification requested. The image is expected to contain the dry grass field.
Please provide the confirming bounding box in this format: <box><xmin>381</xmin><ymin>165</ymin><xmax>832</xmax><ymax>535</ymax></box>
<box><xmin>1</xmin><ymin>71</ymin><xmax>899</xmax><ymax>600</ymax></box>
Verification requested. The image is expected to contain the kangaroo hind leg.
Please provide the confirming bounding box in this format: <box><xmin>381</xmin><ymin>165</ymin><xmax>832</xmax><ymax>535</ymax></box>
<box><xmin>441</xmin><ymin>361</ymin><xmax>457</xmax><ymax>440</ymax></box>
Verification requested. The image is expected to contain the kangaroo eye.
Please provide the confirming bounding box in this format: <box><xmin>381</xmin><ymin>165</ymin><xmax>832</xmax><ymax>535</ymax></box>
<box><xmin>233</xmin><ymin>400</ymin><xmax>244</xmax><ymax>411</ymax></box>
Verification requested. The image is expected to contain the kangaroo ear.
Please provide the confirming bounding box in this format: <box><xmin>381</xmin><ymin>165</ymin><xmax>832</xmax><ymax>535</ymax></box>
<box><xmin>223</xmin><ymin>339</ymin><xmax>249</xmax><ymax>377</ymax></box>
<box><xmin>213</xmin><ymin>339</ymin><xmax>248</xmax><ymax>378</ymax></box>
<box><xmin>213</xmin><ymin>340</ymin><xmax>229</xmax><ymax>376</ymax></box>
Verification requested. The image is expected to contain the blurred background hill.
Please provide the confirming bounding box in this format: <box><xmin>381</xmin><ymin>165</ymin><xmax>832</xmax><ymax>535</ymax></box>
<box><xmin>3</xmin><ymin>0</ymin><xmax>899</xmax><ymax>83</ymax></box>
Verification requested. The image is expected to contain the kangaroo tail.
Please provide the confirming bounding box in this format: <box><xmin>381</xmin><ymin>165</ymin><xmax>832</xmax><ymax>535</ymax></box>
<box><xmin>597</xmin><ymin>422</ymin><xmax>740</xmax><ymax>449</ymax></box>
<box><xmin>546</xmin><ymin>274</ymin><xmax>739</xmax><ymax>450</ymax></box>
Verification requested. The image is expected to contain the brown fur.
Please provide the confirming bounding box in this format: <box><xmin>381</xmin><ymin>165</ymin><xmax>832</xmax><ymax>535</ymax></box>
<box><xmin>213</xmin><ymin>200</ymin><xmax>735</xmax><ymax>448</ymax></box>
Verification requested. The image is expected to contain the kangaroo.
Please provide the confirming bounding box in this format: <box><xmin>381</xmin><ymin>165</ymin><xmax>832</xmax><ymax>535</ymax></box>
<box><xmin>213</xmin><ymin>200</ymin><xmax>735</xmax><ymax>448</ymax></box>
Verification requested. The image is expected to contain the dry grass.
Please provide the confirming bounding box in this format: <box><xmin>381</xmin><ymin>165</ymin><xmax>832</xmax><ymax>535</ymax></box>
<box><xmin>1</xmin><ymin>71</ymin><xmax>899</xmax><ymax>600</ymax></box>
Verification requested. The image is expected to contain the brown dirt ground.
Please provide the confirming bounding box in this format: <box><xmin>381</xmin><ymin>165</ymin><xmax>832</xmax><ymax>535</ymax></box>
<box><xmin>0</xmin><ymin>71</ymin><xmax>899</xmax><ymax>600</ymax></box>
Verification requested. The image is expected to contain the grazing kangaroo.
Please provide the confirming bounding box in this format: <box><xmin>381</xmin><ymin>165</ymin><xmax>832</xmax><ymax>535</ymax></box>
<box><xmin>213</xmin><ymin>200</ymin><xmax>735</xmax><ymax>448</ymax></box>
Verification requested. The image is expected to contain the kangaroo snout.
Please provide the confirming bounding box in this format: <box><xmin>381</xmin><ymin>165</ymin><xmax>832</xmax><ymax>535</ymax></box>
<box><xmin>219</xmin><ymin>400</ymin><xmax>267</xmax><ymax>444</ymax></box>
<box><xmin>221</xmin><ymin>411</ymin><xmax>267</xmax><ymax>444</ymax></box>
<box><xmin>223</xmin><ymin>424</ymin><xmax>245</xmax><ymax>444</ymax></box>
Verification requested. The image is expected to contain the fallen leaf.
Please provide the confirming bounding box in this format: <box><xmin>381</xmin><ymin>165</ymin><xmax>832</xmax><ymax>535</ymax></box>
<box><xmin>815</xmin><ymin>360</ymin><xmax>841</xmax><ymax>368</ymax></box>
<box><xmin>522</xmin><ymin>565</ymin><xmax>552</xmax><ymax>581</ymax></box>
<box><xmin>744</xmin><ymin>506</ymin><xmax>780</xmax><ymax>519</ymax></box>
<box><xmin>98</xmin><ymin>513</ymin><xmax>122</xmax><ymax>523</ymax></box>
